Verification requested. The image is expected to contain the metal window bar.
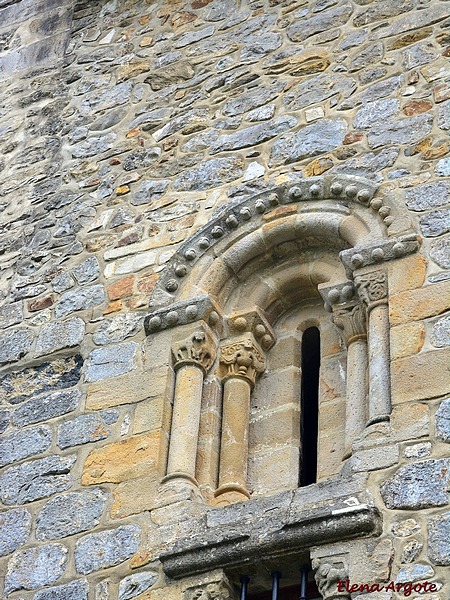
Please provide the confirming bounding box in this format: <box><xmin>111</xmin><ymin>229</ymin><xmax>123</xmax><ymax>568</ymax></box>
<box><xmin>239</xmin><ymin>567</ymin><xmax>310</xmax><ymax>600</ymax></box>
<box><xmin>271</xmin><ymin>571</ymin><xmax>281</xmax><ymax>600</ymax></box>
<box><xmin>240</xmin><ymin>576</ymin><xmax>249</xmax><ymax>600</ymax></box>
<box><xmin>300</xmin><ymin>565</ymin><xmax>309</xmax><ymax>600</ymax></box>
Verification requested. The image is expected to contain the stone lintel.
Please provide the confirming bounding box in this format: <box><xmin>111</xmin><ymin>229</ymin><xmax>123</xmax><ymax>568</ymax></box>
<box><xmin>145</xmin><ymin>295</ymin><xmax>223</xmax><ymax>335</ymax></box>
<box><xmin>159</xmin><ymin>477</ymin><xmax>382</xmax><ymax>580</ymax></box>
<box><xmin>339</xmin><ymin>233</ymin><xmax>419</xmax><ymax>278</ymax></box>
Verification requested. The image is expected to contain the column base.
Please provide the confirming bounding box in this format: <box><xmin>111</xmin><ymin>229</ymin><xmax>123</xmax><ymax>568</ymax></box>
<box><xmin>155</xmin><ymin>473</ymin><xmax>203</xmax><ymax>508</ymax></box>
<box><xmin>213</xmin><ymin>483</ymin><xmax>250</xmax><ymax>506</ymax></box>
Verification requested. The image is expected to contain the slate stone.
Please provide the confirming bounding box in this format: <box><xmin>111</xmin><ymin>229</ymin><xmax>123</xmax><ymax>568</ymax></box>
<box><xmin>357</xmin><ymin>75</ymin><xmax>403</xmax><ymax>105</ymax></box>
<box><xmin>0</xmin><ymin>454</ymin><xmax>76</xmax><ymax>505</ymax></box>
<box><xmin>173</xmin><ymin>157</ymin><xmax>244</xmax><ymax>191</ymax></box>
<box><xmin>0</xmin><ymin>301</ymin><xmax>23</xmax><ymax>329</ymax></box>
<box><xmin>438</xmin><ymin>100</ymin><xmax>450</xmax><ymax>130</ymax></box>
<box><xmin>12</xmin><ymin>388</ymin><xmax>81</xmax><ymax>427</ymax></box>
<box><xmin>0</xmin><ymin>328</ymin><xmax>33</xmax><ymax>364</ymax></box>
<box><xmin>52</xmin><ymin>272</ymin><xmax>75</xmax><ymax>292</ymax></box>
<box><xmin>36</xmin><ymin>489</ymin><xmax>107</xmax><ymax>540</ymax></box>
<box><xmin>123</xmin><ymin>148</ymin><xmax>160</xmax><ymax>171</ymax></box>
<box><xmin>210</xmin><ymin>116</ymin><xmax>296</xmax><ymax>154</ymax></box>
<box><xmin>72</xmin><ymin>257</ymin><xmax>100</xmax><ymax>284</ymax></box>
<box><xmin>0</xmin><ymin>425</ymin><xmax>52</xmax><ymax>467</ymax></box>
<box><xmin>380</xmin><ymin>459</ymin><xmax>450</xmax><ymax>509</ymax></box>
<box><xmin>34</xmin><ymin>318</ymin><xmax>85</xmax><ymax>357</ymax></box>
<box><xmin>430</xmin><ymin>236</ymin><xmax>450</xmax><ymax>269</ymax></box>
<box><xmin>435</xmin><ymin>398</ymin><xmax>450</xmax><ymax>442</ymax></box>
<box><xmin>331</xmin><ymin>148</ymin><xmax>399</xmax><ymax>182</ymax></box>
<box><xmin>353</xmin><ymin>0</ymin><xmax>416</xmax><ymax>27</ymax></box>
<box><xmin>435</xmin><ymin>157</ymin><xmax>450</xmax><ymax>177</ymax></box>
<box><xmin>152</xmin><ymin>108</ymin><xmax>209</xmax><ymax>142</ymax></box>
<box><xmin>93</xmin><ymin>313</ymin><xmax>142</xmax><ymax>345</ymax></box>
<box><xmin>181</xmin><ymin>130</ymin><xmax>219</xmax><ymax>153</ymax></box>
<box><xmin>0</xmin><ymin>508</ymin><xmax>32</xmax><ymax>557</ymax></box>
<box><xmin>377</xmin><ymin>4</ymin><xmax>448</xmax><ymax>38</ymax></box>
<box><xmin>4</xmin><ymin>543</ymin><xmax>68</xmax><ymax>594</ymax></box>
<box><xmin>71</xmin><ymin>133</ymin><xmax>117</xmax><ymax>159</ymax></box>
<box><xmin>223</xmin><ymin>85</ymin><xmax>282</xmax><ymax>116</ymax></box>
<box><xmin>402</xmin><ymin>42</ymin><xmax>438</xmax><ymax>70</ymax></box>
<box><xmin>367</xmin><ymin>114</ymin><xmax>433</xmax><ymax>148</ymax></box>
<box><xmin>354</xmin><ymin>99</ymin><xmax>399</xmax><ymax>129</ymax></box>
<box><xmin>174</xmin><ymin>25</ymin><xmax>215</xmax><ymax>48</ymax></box>
<box><xmin>428</xmin><ymin>512</ymin><xmax>450</xmax><ymax>565</ymax></box>
<box><xmin>75</xmin><ymin>525</ymin><xmax>141</xmax><ymax>574</ymax></box>
<box><xmin>118</xmin><ymin>572</ymin><xmax>157</xmax><ymax>600</ymax></box>
<box><xmin>395</xmin><ymin>563</ymin><xmax>434</xmax><ymax>584</ymax></box>
<box><xmin>85</xmin><ymin>342</ymin><xmax>138</xmax><ymax>382</ymax></box>
<box><xmin>34</xmin><ymin>579</ymin><xmax>89</xmax><ymax>600</ymax></box>
<box><xmin>247</xmin><ymin>104</ymin><xmax>276</xmax><ymax>122</ymax></box>
<box><xmin>82</xmin><ymin>82</ymin><xmax>133</xmax><ymax>113</ymax></box>
<box><xmin>55</xmin><ymin>285</ymin><xmax>105</xmax><ymax>318</ymax></box>
<box><xmin>58</xmin><ymin>411</ymin><xmax>119</xmax><ymax>449</ymax></box>
<box><xmin>420</xmin><ymin>209</ymin><xmax>450</xmax><ymax>237</ymax></box>
<box><xmin>431</xmin><ymin>316</ymin><xmax>450</xmax><ymax>348</ymax></box>
<box><xmin>0</xmin><ymin>355</ymin><xmax>83</xmax><ymax>405</ymax></box>
<box><xmin>405</xmin><ymin>181</ymin><xmax>450</xmax><ymax>211</ymax></box>
<box><xmin>288</xmin><ymin>4</ymin><xmax>353</xmax><ymax>41</ymax></box>
<box><xmin>349</xmin><ymin>42</ymin><xmax>384</xmax><ymax>72</ymax></box>
<box><xmin>270</xmin><ymin>119</ymin><xmax>347</xmax><ymax>167</ymax></box>
<box><xmin>241</xmin><ymin>33</ymin><xmax>282</xmax><ymax>60</ymax></box>
<box><xmin>0</xmin><ymin>409</ymin><xmax>9</xmax><ymax>433</ymax></box>
<box><xmin>284</xmin><ymin>73</ymin><xmax>356</xmax><ymax>110</ymax></box>
<box><xmin>131</xmin><ymin>180</ymin><xmax>170</xmax><ymax>206</ymax></box>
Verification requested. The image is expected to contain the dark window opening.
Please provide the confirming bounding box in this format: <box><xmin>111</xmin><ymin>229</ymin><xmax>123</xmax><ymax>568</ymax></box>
<box><xmin>299</xmin><ymin>327</ymin><xmax>320</xmax><ymax>487</ymax></box>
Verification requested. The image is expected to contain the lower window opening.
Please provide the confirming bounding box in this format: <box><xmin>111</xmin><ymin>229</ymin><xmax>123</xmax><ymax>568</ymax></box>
<box><xmin>299</xmin><ymin>327</ymin><xmax>320</xmax><ymax>487</ymax></box>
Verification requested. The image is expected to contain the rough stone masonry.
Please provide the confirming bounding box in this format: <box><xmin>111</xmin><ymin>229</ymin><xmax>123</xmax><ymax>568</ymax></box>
<box><xmin>0</xmin><ymin>0</ymin><xmax>450</xmax><ymax>599</ymax></box>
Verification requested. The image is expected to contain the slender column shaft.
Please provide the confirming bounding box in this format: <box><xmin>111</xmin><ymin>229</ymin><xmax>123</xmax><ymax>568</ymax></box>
<box><xmin>344</xmin><ymin>337</ymin><xmax>368</xmax><ymax>457</ymax></box>
<box><xmin>367</xmin><ymin>303</ymin><xmax>391</xmax><ymax>424</ymax></box>
<box><xmin>216</xmin><ymin>377</ymin><xmax>251</xmax><ymax>499</ymax></box>
<box><xmin>166</xmin><ymin>364</ymin><xmax>204</xmax><ymax>481</ymax></box>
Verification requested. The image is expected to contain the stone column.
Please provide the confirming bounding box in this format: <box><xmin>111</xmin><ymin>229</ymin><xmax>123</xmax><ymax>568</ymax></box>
<box><xmin>355</xmin><ymin>269</ymin><xmax>391</xmax><ymax>425</ymax></box>
<box><xmin>162</xmin><ymin>325</ymin><xmax>216</xmax><ymax>493</ymax></box>
<box><xmin>214</xmin><ymin>334</ymin><xmax>266</xmax><ymax>504</ymax></box>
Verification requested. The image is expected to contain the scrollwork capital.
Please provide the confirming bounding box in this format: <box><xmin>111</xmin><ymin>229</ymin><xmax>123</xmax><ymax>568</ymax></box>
<box><xmin>219</xmin><ymin>334</ymin><xmax>266</xmax><ymax>386</ymax></box>
<box><xmin>354</xmin><ymin>270</ymin><xmax>388</xmax><ymax>310</ymax></box>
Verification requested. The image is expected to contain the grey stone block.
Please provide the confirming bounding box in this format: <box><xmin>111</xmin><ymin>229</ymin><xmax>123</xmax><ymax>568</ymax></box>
<box><xmin>395</xmin><ymin>563</ymin><xmax>434</xmax><ymax>584</ymax></box>
<box><xmin>0</xmin><ymin>328</ymin><xmax>33</xmax><ymax>364</ymax></box>
<box><xmin>71</xmin><ymin>133</ymin><xmax>116</xmax><ymax>159</ymax></box>
<box><xmin>118</xmin><ymin>572</ymin><xmax>157</xmax><ymax>600</ymax></box>
<box><xmin>435</xmin><ymin>398</ymin><xmax>450</xmax><ymax>442</ymax></box>
<box><xmin>0</xmin><ymin>455</ymin><xmax>76</xmax><ymax>505</ymax></box>
<box><xmin>0</xmin><ymin>355</ymin><xmax>83</xmax><ymax>405</ymax></box>
<box><xmin>34</xmin><ymin>579</ymin><xmax>88</xmax><ymax>600</ymax></box>
<box><xmin>435</xmin><ymin>157</ymin><xmax>450</xmax><ymax>177</ymax></box>
<box><xmin>93</xmin><ymin>313</ymin><xmax>142</xmax><ymax>345</ymax></box>
<box><xmin>57</xmin><ymin>411</ymin><xmax>119</xmax><ymax>449</ymax></box>
<box><xmin>0</xmin><ymin>508</ymin><xmax>32</xmax><ymax>557</ymax></box>
<box><xmin>36</xmin><ymin>489</ymin><xmax>107</xmax><ymax>540</ymax></box>
<box><xmin>420</xmin><ymin>209</ymin><xmax>450</xmax><ymax>237</ymax></box>
<box><xmin>5</xmin><ymin>543</ymin><xmax>68</xmax><ymax>594</ymax></box>
<box><xmin>12</xmin><ymin>388</ymin><xmax>81</xmax><ymax>427</ymax></box>
<box><xmin>270</xmin><ymin>119</ymin><xmax>347</xmax><ymax>167</ymax></box>
<box><xmin>367</xmin><ymin>114</ymin><xmax>433</xmax><ymax>148</ymax></box>
<box><xmin>131</xmin><ymin>180</ymin><xmax>170</xmax><ymax>206</ymax></box>
<box><xmin>438</xmin><ymin>99</ymin><xmax>450</xmax><ymax>130</ymax></box>
<box><xmin>430</xmin><ymin>235</ymin><xmax>450</xmax><ymax>269</ymax></box>
<box><xmin>0</xmin><ymin>301</ymin><xmax>23</xmax><ymax>329</ymax></box>
<box><xmin>85</xmin><ymin>342</ymin><xmax>138</xmax><ymax>382</ymax></box>
<box><xmin>287</xmin><ymin>4</ymin><xmax>352</xmax><ymax>42</ymax></box>
<box><xmin>173</xmin><ymin>157</ymin><xmax>244</xmax><ymax>191</ymax></box>
<box><xmin>75</xmin><ymin>525</ymin><xmax>141</xmax><ymax>574</ymax></box>
<box><xmin>210</xmin><ymin>117</ymin><xmax>296</xmax><ymax>154</ymax></box>
<box><xmin>430</xmin><ymin>316</ymin><xmax>450</xmax><ymax>348</ymax></box>
<box><xmin>55</xmin><ymin>285</ymin><xmax>105</xmax><ymax>318</ymax></box>
<box><xmin>34</xmin><ymin>318</ymin><xmax>85</xmax><ymax>357</ymax></box>
<box><xmin>354</xmin><ymin>99</ymin><xmax>399</xmax><ymax>129</ymax></box>
<box><xmin>0</xmin><ymin>409</ymin><xmax>9</xmax><ymax>433</ymax></box>
<box><xmin>406</xmin><ymin>181</ymin><xmax>450</xmax><ymax>212</ymax></box>
<box><xmin>381</xmin><ymin>459</ymin><xmax>450</xmax><ymax>509</ymax></box>
<box><xmin>223</xmin><ymin>85</ymin><xmax>281</xmax><ymax>117</ymax></box>
<box><xmin>0</xmin><ymin>425</ymin><xmax>52</xmax><ymax>467</ymax></box>
<box><xmin>284</xmin><ymin>73</ymin><xmax>356</xmax><ymax>110</ymax></box>
<box><xmin>428</xmin><ymin>512</ymin><xmax>450</xmax><ymax>565</ymax></box>
<box><xmin>72</xmin><ymin>257</ymin><xmax>100</xmax><ymax>284</ymax></box>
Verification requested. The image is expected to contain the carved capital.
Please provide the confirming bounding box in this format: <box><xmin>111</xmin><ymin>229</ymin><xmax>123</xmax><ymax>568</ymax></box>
<box><xmin>184</xmin><ymin>575</ymin><xmax>235</xmax><ymax>600</ymax></box>
<box><xmin>312</xmin><ymin>556</ymin><xmax>350</xmax><ymax>600</ymax></box>
<box><xmin>172</xmin><ymin>326</ymin><xmax>216</xmax><ymax>373</ymax></box>
<box><xmin>219</xmin><ymin>335</ymin><xmax>265</xmax><ymax>386</ymax></box>
<box><xmin>319</xmin><ymin>281</ymin><xmax>367</xmax><ymax>345</ymax></box>
<box><xmin>354</xmin><ymin>270</ymin><xmax>388</xmax><ymax>310</ymax></box>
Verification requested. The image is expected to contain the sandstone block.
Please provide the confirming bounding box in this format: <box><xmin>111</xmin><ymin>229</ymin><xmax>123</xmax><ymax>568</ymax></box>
<box><xmin>391</xmin><ymin>349</ymin><xmax>450</xmax><ymax>403</ymax></box>
<box><xmin>133</xmin><ymin>398</ymin><xmax>164</xmax><ymax>434</ymax></box>
<box><xmin>390</xmin><ymin>280</ymin><xmax>450</xmax><ymax>324</ymax></box>
<box><xmin>0</xmin><ymin>507</ymin><xmax>31</xmax><ymax>557</ymax></box>
<box><xmin>75</xmin><ymin>525</ymin><xmax>140</xmax><ymax>574</ymax></box>
<box><xmin>111</xmin><ymin>474</ymin><xmax>160</xmax><ymax>518</ymax></box>
<box><xmin>4</xmin><ymin>543</ymin><xmax>68</xmax><ymax>594</ymax></box>
<box><xmin>82</xmin><ymin>432</ymin><xmax>161</xmax><ymax>484</ymax></box>
<box><xmin>390</xmin><ymin>322</ymin><xmax>425</xmax><ymax>360</ymax></box>
<box><xmin>387</xmin><ymin>254</ymin><xmax>426</xmax><ymax>295</ymax></box>
<box><xmin>85</xmin><ymin>370</ymin><xmax>152</xmax><ymax>410</ymax></box>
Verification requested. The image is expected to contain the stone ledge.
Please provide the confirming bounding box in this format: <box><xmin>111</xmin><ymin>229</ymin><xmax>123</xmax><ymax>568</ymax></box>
<box><xmin>159</xmin><ymin>475</ymin><xmax>382</xmax><ymax>579</ymax></box>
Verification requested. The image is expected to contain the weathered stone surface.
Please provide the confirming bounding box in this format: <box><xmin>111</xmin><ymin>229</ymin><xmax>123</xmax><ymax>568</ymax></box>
<box><xmin>173</xmin><ymin>157</ymin><xmax>244</xmax><ymax>191</ymax></box>
<box><xmin>377</xmin><ymin>4</ymin><xmax>449</xmax><ymax>38</ymax></box>
<box><xmin>4</xmin><ymin>543</ymin><xmax>68</xmax><ymax>594</ymax></box>
<box><xmin>72</xmin><ymin>256</ymin><xmax>100</xmax><ymax>284</ymax></box>
<box><xmin>118</xmin><ymin>572</ymin><xmax>158</xmax><ymax>600</ymax></box>
<box><xmin>210</xmin><ymin>117</ymin><xmax>296</xmax><ymax>154</ymax></box>
<box><xmin>381</xmin><ymin>459</ymin><xmax>450</xmax><ymax>509</ymax></box>
<box><xmin>0</xmin><ymin>425</ymin><xmax>51</xmax><ymax>467</ymax></box>
<box><xmin>75</xmin><ymin>525</ymin><xmax>140</xmax><ymax>574</ymax></box>
<box><xmin>395</xmin><ymin>563</ymin><xmax>434</xmax><ymax>583</ymax></box>
<box><xmin>403</xmin><ymin>442</ymin><xmax>431</xmax><ymax>459</ymax></box>
<box><xmin>55</xmin><ymin>285</ymin><xmax>105</xmax><ymax>318</ymax></box>
<box><xmin>400</xmin><ymin>539</ymin><xmax>423</xmax><ymax>563</ymax></box>
<box><xmin>284</xmin><ymin>73</ymin><xmax>356</xmax><ymax>110</ymax></box>
<box><xmin>430</xmin><ymin>237</ymin><xmax>450</xmax><ymax>270</ymax></box>
<box><xmin>85</xmin><ymin>370</ymin><xmax>153</xmax><ymax>410</ymax></box>
<box><xmin>420</xmin><ymin>209</ymin><xmax>450</xmax><ymax>237</ymax></box>
<box><xmin>0</xmin><ymin>328</ymin><xmax>33</xmax><ymax>364</ymax></box>
<box><xmin>131</xmin><ymin>180</ymin><xmax>170</xmax><ymax>206</ymax></box>
<box><xmin>85</xmin><ymin>342</ymin><xmax>138</xmax><ymax>382</ymax></box>
<box><xmin>428</xmin><ymin>512</ymin><xmax>450</xmax><ymax>565</ymax></box>
<box><xmin>438</xmin><ymin>99</ymin><xmax>450</xmax><ymax>130</ymax></box>
<box><xmin>435</xmin><ymin>157</ymin><xmax>450</xmax><ymax>177</ymax></box>
<box><xmin>390</xmin><ymin>281</ymin><xmax>450</xmax><ymax>324</ymax></box>
<box><xmin>392</xmin><ymin>519</ymin><xmax>420</xmax><ymax>537</ymax></box>
<box><xmin>431</xmin><ymin>315</ymin><xmax>450</xmax><ymax>348</ymax></box>
<box><xmin>0</xmin><ymin>355</ymin><xmax>83</xmax><ymax>405</ymax></box>
<box><xmin>405</xmin><ymin>181</ymin><xmax>450</xmax><ymax>211</ymax></box>
<box><xmin>287</xmin><ymin>5</ymin><xmax>353</xmax><ymax>42</ymax></box>
<box><xmin>34</xmin><ymin>579</ymin><xmax>89</xmax><ymax>600</ymax></box>
<box><xmin>353</xmin><ymin>0</ymin><xmax>416</xmax><ymax>26</ymax></box>
<box><xmin>93</xmin><ymin>313</ymin><xmax>142</xmax><ymax>345</ymax></box>
<box><xmin>391</xmin><ymin>349</ymin><xmax>450</xmax><ymax>403</ymax></box>
<box><xmin>367</xmin><ymin>114</ymin><xmax>433</xmax><ymax>148</ymax></box>
<box><xmin>82</xmin><ymin>432</ymin><xmax>160</xmax><ymax>484</ymax></box>
<box><xmin>0</xmin><ymin>301</ymin><xmax>23</xmax><ymax>329</ymax></box>
<box><xmin>34</xmin><ymin>318</ymin><xmax>85</xmax><ymax>357</ymax></box>
<box><xmin>354</xmin><ymin>99</ymin><xmax>399</xmax><ymax>129</ymax></box>
<box><xmin>0</xmin><ymin>409</ymin><xmax>9</xmax><ymax>433</ymax></box>
<box><xmin>270</xmin><ymin>119</ymin><xmax>347</xmax><ymax>166</ymax></box>
<box><xmin>331</xmin><ymin>148</ymin><xmax>398</xmax><ymax>181</ymax></box>
<box><xmin>391</xmin><ymin>322</ymin><xmax>425</xmax><ymax>360</ymax></box>
<box><xmin>12</xmin><ymin>388</ymin><xmax>81</xmax><ymax>427</ymax></box>
<box><xmin>58</xmin><ymin>410</ymin><xmax>119</xmax><ymax>448</ymax></box>
<box><xmin>0</xmin><ymin>508</ymin><xmax>31</xmax><ymax>557</ymax></box>
<box><xmin>435</xmin><ymin>398</ymin><xmax>450</xmax><ymax>443</ymax></box>
<box><xmin>36</xmin><ymin>489</ymin><xmax>107</xmax><ymax>540</ymax></box>
<box><xmin>223</xmin><ymin>85</ymin><xmax>282</xmax><ymax>116</ymax></box>
<box><xmin>152</xmin><ymin>108</ymin><xmax>208</xmax><ymax>142</ymax></box>
<box><xmin>72</xmin><ymin>133</ymin><xmax>117</xmax><ymax>158</ymax></box>
<box><xmin>0</xmin><ymin>455</ymin><xmax>76</xmax><ymax>505</ymax></box>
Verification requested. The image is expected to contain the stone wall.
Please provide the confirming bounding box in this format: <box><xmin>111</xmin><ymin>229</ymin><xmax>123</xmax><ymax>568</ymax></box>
<box><xmin>0</xmin><ymin>0</ymin><xmax>450</xmax><ymax>598</ymax></box>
